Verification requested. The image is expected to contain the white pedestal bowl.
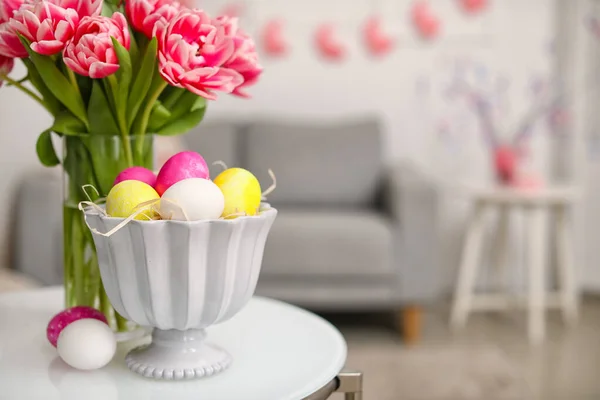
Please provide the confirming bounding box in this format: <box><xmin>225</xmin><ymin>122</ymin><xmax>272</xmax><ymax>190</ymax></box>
<box><xmin>84</xmin><ymin>205</ymin><xmax>277</xmax><ymax>380</ymax></box>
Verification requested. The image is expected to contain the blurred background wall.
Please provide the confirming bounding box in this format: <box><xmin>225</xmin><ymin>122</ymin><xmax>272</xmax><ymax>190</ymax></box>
<box><xmin>2</xmin><ymin>0</ymin><xmax>600</xmax><ymax>292</ymax></box>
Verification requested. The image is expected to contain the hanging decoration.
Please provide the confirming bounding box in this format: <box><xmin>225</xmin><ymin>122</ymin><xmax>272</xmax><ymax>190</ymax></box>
<box><xmin>458</xmin><ymin>0</ymin><xmax>488</xmax><ymax>14</ymax></box>
<box><xmin>362</xmin><ymin>16</ymin><xmax>395</xmax><ymax>57</ymax></box>
<box><xmin>411</xmin><ymin>1</ymin><xmax>441</xmax><ymax>41</ymax></box>
<box><xmin>219</xmin><ymin>2</ymin><xmax>244</xmax><ymax>18</ymax></box>
<box><xmin>315</xmin><ymin>23</ymin><xmax>346</xmax><ymax>61</ymax></box>
<box><xmin>261</xmin><ymin>19</ymin><xmax>289</xmax><ymax>57</ymax></box>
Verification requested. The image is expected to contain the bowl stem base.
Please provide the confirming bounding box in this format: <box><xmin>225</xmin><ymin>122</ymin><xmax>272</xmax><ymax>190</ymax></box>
<box><xmin>125</xmin><ymin>328</ymin><xmax>232</xmax><ymax>380</ymax></box>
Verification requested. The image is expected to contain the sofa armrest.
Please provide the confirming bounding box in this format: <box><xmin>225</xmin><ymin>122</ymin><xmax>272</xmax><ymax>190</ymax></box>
<box><xmin>383</xmin><ymin>161</ymin><xmax>441</xmax><ymax>302</ymax></box>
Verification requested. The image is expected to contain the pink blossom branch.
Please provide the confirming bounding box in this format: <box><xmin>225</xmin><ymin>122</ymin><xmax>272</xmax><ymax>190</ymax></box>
<box><xmin>454</xmin><ymin>79</ymin><xmax>498</xmax><ymax>148</ymax></box>
<box><xmin>512</xmin><ymin>80</ymin><xmax>564</xmax><ymax>144</ymax></box>
<box><xmin>512</xmin><ymin>97</ymin><xmax>561</xmax><ymax>145</ymax></box>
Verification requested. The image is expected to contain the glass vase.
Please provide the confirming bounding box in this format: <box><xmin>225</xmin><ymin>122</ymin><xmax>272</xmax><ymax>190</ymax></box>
<box><xmin>62</xmin><ymin>134</ymin><xmax>154</xmax><ymax>332</ymax></box>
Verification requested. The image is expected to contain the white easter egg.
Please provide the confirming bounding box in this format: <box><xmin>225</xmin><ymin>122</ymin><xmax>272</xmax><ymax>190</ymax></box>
<box><xmin>159</xmin><ymin>178</ymin><xmax>225</xmax><ymax>221</ymax></box>
<box><xmin>57</xmin><ymin>319</ymin><xmax>116</xmax><ymax>370</ymax></box>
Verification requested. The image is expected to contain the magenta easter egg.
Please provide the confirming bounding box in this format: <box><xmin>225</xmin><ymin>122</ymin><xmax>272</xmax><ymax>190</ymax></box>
<box><xmin>114</xmin><ymin>166</ymin><xmax>157</xmax><ymax>187</ymax></box>
<box><xmin>47</xmin><ymin>306</ymin><xmax>108</xmax><ymax>347</ymax></box>
<box><xmin>155</xmin><ymin>151</ymin><xmax>210</xmax><ymax>196</ymax></box>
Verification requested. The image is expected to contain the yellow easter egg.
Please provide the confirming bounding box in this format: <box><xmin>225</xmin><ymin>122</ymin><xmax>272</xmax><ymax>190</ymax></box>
<box><xmin>214</xmin><ymin>168</ymin><xmax>262</xmax><ymax>218</ymax></box>
<box><xmin>106</xmin><ymin>180</ymin><xmax>160</xmax><ymax>221</ymax></box>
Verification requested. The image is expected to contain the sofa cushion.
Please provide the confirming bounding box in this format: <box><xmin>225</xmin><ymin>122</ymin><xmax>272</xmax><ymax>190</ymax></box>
<box><xmin>244</xmin><ymin>119</ymin><xmax>383</xmax><ymax>206</ymax></box>
<box><xmin>260</xmin><ymin>208</ymin><xmax>394</xmax><ymax>277</ymax></box>
<box><xmin>182</xmin><ymin>121</ymin><xmax>238</xmax><ymax>179</ymax></box>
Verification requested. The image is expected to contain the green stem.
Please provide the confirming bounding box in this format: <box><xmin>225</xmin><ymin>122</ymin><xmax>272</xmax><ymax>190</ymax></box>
<box><xmin>65</xmin><ymin>67</ymin><xmax>80</xmax><ymax>96</ymax></box>
<box><xmin>136</xmin><ymin>79</ymin><xmax>167</xmax><ymax>154</ymax></box>
<box><xmin>0</xmin><ymin>74</ymin><xmax>50</xmax><ymax>112</ymax></box>
<box><xmin>116</xmin><ymin>312</ymin><xmax>129</xmax><ymax>331</ymax></box>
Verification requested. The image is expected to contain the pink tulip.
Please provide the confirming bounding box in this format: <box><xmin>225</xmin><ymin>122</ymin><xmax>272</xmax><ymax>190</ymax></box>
<box><xmin>63</xmin><ymin>12</ymin><xmax>130</xmax><ymax>79</ymax></box>
<box><xmin>9</xmin><ymin>0</ymin><xmax>101</xmax><ymax>56</ymax></box>
<box><xmin>156</xmin><ymin>9</ymin><xmax>243</xmax><ymax>100</ymax></box>
<box><xmin>126</xmin><ymin>0</ymin><xmax>182</xmax><ymax>39</ymax></box>
<box><xmin>0</xmin><ymin>54</ymin><xmax>13</xmax><ymax>87</ymax></box>
<box><xmin>0</xmin><ymin>0</ymin><xmax>24</xmax><ymax>22</ymax></box>
<box><xmin>217</xmin><ymin>16</ymin><xmax>262</xmax><ymax>97</ymax></box>
<box><xmin>52</xmin><ymin>0</ymin><xmax>101</xmax><ymax>19</ymax></box>
<box><xmin>0</xmin><ymin>21</ymin><xmax>27</xmax><ymax>57</ymax></box>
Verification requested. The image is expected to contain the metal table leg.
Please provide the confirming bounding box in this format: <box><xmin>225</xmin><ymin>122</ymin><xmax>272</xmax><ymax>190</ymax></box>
<box><xmin>302</xmin><ymin>370</ymin><xmax>363</xmax><ymax>400</ymax></box>
<box><xmin>336</xmin><ymin>371</ymin><xmax>363</xmax><ymax>400</ymax></box>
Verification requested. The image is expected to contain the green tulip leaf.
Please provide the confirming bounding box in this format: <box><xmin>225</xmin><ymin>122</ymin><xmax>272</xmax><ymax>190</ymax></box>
<box><xmin>129</xmin><ymin>30</ymin><xmax>139</xmax><ymax>70</ymax></box>
<box><xmin>168</xmin><ymin>91</ymin><xmax>200</xmax><ymax>121</ymax></box>
<box><xmin>128</xmin><ymin>37</ymin><xmax>157</xmax><ymax>128</ymax></box>
<box><xmin>147</xmin><ymin>101</ymin><xmax>172</xmax><ymax>132</ymax></box>
<box><xmin>157</xmin><ymin>107</ymin><xmax>207</xmax><ymax>136</ymax></box>
<box><xmin>19</xmin><ymin>35</ymin><xmax>88</xmax><ymax>127</ymax></box>
<box><xmin>88</xmin><ymin>81</ymin><xmax>120</xmax><ymax>136</ymax></box>
<box><xmin>192</xmin><ymin>96</ymin><xmax>207</xmax><ymax>111</ymax></box>
<box><xmin>110</xmin><ymin>37</ymin><xmax>132</xmax><ymax>132</ymax></box>
<box><xmin>52</xmin><ymin>111</ymin><xmax>87</xmax><ymax>136</ymax></box>
<box><xmin>21</xmin><ymin>59</ymin><xmax>61</xmax><ymax>115</ymax></box>
<box><xmin>36</xmin><ymin>129</ymin><xmax>60</xmax><ymax>167</ymax></box>
<box><xmin>160</xmin><ymin>86</ymin><xmax>185</xmax><ymax>109</ymax></box>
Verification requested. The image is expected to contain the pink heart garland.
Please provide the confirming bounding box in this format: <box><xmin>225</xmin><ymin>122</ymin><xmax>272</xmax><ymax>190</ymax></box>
<box><xmin>411</xmin><ymin>1</ymin><xmax>441</xmax><ymax>40</ymax></box>
<box><xmin>315</xmin><ymin>23</ymin><xmax>346</xmax><ymax>61</ymax></box>
<box><xmin>262</xmin><ymin>19</ymin><xmax>288</xmax><ymax>56</ymax></box>
<box><xmin>459</xmin><ymin>0</ymin><xmax>488</xmax><ymax>14</ymax></box>
<box><xmin>363</xmin><ymin>16</ymin><xmax>395</xmax><ymax>57</ymax></box>
<box><xmin>219</xmin><ymin>2</ymin><xmax>243</xmax><ymax>18</ymax></box>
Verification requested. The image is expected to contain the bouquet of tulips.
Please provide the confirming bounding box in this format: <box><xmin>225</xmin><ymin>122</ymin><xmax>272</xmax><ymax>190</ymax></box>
<box><xmin>0</xmin><ymin>0</ymin><xmax>261</xmax><ymax>165</ymax></box>
<box><xmin>0</xmin><ymin>0</ymin><xmax>262</xmax><ymax>329</ymax></box>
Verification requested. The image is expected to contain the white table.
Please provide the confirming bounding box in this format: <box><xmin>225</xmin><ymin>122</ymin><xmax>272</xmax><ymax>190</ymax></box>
<box><xmin>450</xmin><ymin>185</ymin><xmax>580</xmax><ymax>344</ymax></box>
<box><xmin>0</xmin><ymin>288</ymin><xmax>361</xmax><ymax>400</ymax></box>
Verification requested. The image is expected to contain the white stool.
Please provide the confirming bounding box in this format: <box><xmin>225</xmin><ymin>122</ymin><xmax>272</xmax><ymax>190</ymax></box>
<box><xmin>450</xmin><ymin>186</ymin><xmax>580</xmax><ymax>344</ymax></box>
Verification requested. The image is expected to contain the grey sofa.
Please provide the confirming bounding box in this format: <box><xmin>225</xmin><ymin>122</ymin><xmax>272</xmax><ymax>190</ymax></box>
<box><xmin>12</xmin><ymin>118</ymin><xmax>441</xmax><ymax>342</ymax></box>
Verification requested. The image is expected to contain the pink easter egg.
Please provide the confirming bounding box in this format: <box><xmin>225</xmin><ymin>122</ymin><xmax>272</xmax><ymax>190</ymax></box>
<box><xmin>114</xmin><ymin>166</ymin><xmax>157</xmax><ymax>187</ymax></box>
<box><xmin>154</xmin><ymin>151</ymin><xmax>210</xmax><ymax>196</ymax></box>
<box><xmin>47</xmin><ymin>306</ymin><xmax>108</xmax><ymax>347</ymax></box>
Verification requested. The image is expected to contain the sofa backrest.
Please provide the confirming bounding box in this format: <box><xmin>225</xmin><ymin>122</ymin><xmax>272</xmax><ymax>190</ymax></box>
<box><xmin>183</xmin><ymin>122</ymin><xmax>240</xmax><ymax>177</ymax></box>
<box><xmin>182</xmin><ymin>118</ymin><xmax>384</xmax><ymax>207</ymax></box>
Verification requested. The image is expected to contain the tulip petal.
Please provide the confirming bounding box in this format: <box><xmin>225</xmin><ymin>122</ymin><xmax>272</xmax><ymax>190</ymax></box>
<box><xmin>89</xmin><ymin>61</ymin><xmax>119</xmax><ymax>78</ymax></box>
<box><xmin>30</xmin><ymin>39</ymin><xmax>63</xmax><ymax>55</ymax></box>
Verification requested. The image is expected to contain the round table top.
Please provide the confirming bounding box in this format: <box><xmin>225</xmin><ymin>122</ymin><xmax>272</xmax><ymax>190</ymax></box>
<box><xmin>0</xmin><ymin>288</ymin><xmax>347</xmax><ymax>400</ymax></box>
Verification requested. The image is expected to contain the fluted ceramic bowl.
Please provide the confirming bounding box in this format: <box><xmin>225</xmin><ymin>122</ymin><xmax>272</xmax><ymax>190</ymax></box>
<box><xmin>83</xmin><ymin>204</ymin><xmax>277</xmax><ymax>380</ymax></box>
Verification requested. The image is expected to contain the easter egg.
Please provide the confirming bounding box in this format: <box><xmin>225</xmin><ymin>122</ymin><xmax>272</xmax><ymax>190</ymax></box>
<box><xmin>155</xmin><ymin>151</ymin><xmax>210</xmax><ymax>196</ymax></box>
<box><xmin>47</xmin><ymin>306</ymin><xmax>108</xmax><ymax>347</ymax></box>
<box><xmin>159</xmin><ymin>178</ymin><xmax>225</xmax><ymax>221</ymax></box>
<box><xmin>57</xmin><ymin>319</ymin><xmax>116</xmax><ymax>370</ymax></box>
<box><xmin>113</xmin><ymin>166</ymin><xmax>156</xmax><ymax>187</ymax></box>
<box><xmin>213</xmin><ymin>168</ymin><xmax>262</xmax><ymax>218</ymax></box>
<box><xmin>106</xmin><ymin>180</ymin><xmax>159</xmax><ymax>220</ymax></box>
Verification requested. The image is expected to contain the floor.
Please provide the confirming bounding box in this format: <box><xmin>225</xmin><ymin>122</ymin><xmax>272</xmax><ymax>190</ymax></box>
<box><xmin>2</xmin><ymin>269</ymin><xmax>599</xmax><ymax>400</ymax></box>
<box><xmin>326</xmin><ymin>300</ymin><xmax>600</xmax><ymax>400</ymax></box>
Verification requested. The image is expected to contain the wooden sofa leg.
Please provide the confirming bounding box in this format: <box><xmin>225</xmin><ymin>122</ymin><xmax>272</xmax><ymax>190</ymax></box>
<box><xmin>398</xmin><ymin>306</ymin><xmax>422</xmax><ymax>345</ymax></box>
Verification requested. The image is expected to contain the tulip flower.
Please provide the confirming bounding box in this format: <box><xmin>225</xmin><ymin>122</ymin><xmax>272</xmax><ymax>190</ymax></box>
<box><xmin>126</xmin><ymin>0</ymin><xmax>182</xmax><ymax>39</ymax></box>
<box><xmin>9</xmin><ymin>0</ymin><xmax>101</xmax><ymax>56</ymax></box>
<box><xmin>217</xmin><ymin>16</ymin><xmax>262</xmax><ymax>97</ymax></box>
<box><xmin>63</xmin><ymin>12</ymin><xmax>130</xmax><ymax>79</ymax></box>
<box><xmin>0</xmin><ymin>21</ymin><xmax>26</xmax><ymax>57</ymax></box>
<box><xmin>0</xmin><ymin>0</ymin><xmax>23</xmax><ymax>22</ymax></box>
<box><xmin>156</xmin><ymin>9</ymin><xmax>242</xmax><ymax>100</ymax></box>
